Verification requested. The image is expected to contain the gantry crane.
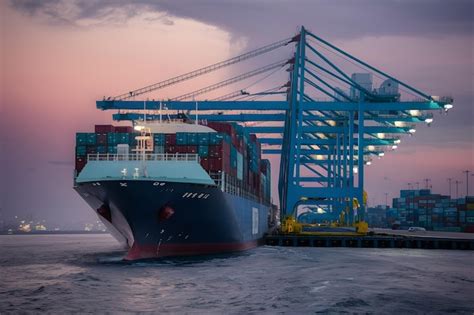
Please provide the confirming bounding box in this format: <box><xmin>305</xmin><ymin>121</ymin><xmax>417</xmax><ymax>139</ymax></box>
<box><xmin>97</xmin><ymin>26</ymin><xmax>453</xmax><ymax>227</ymax></box>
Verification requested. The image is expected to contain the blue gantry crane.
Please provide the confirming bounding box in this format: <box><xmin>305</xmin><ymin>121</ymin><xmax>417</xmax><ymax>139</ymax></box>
<box><xmin>96</xmin><ymin>26</ymin><xmax>453</xmax><ymax>228</ymax></box>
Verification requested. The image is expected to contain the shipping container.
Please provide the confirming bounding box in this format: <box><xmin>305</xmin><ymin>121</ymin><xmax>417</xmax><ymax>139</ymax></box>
<box><xmin>96</xmin><ymin>133</ymin><xmax>107</xmax><ymax>145</ymax></box>
<box><xmin>200</xmin><ymin>158</ymin><xmax>209</xmax><ymax>170</ymax></box>
<box><xmin>76</xmin><ymin>146</ymin><xmax>87</xmax><ymax>156</ymax></box>
<box><xmin>95</xmin><ymin>125</ymin><xmax>115</xmax><ymax>133</ymax></box>
<box><xmin>153</xmin><ymin>134</ymin><xmax>165</xmax><ymax>145</ymax></box>
<box><xmin>187</xmin><ymin>133</ymin><xmax>198</xmax><ymax>145</ymax></box>
<box><xmin>86</xmin><ymin>133</ymin><xmax>96</xmax><ymax>145</ymax></box>
<box><xmin>165</xmin><ymin>134</ymin><xmax>176</xmax><ymax>145</ymax></box>
<box><xmin>198</xmin><ymin>133</ymin><xmax>209</xmax><ymax>145</ymax></box>
<box><xmin>198</xmin><ymin>145</ymin><xmax>209</xmax><ymax>157</ymax></box>
<box><xmin>76</xmin><ymin>133</ymin><xmax>88</xmax><ymax>145</ymax></box>
<box><xmin>176</xmin><ymin>133</ymin><xmax>188</xmax><ymax>145</ymax></box>
<box><xmin>114</xmin><ymin>126</ymin><xmax>133</xmax><ymax>133</ymax></box>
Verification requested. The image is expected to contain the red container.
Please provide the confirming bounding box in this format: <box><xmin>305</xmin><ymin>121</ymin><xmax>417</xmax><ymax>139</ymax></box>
<box><xmin>208</xmin><ymin>122</ymin><xmax>236</xmax><ymax>139</ymax></box>
<box><xmin>187</xmin><ymin>146</ymin><xmax>198</xmax><ymax>154</ymax></box>
<box><xmin>95</xmin><ymin>125</ymin><xmax>115</xmax><ymax>133</ymax></box>
<box><xmin>86</xmin><ymin>146</ymin><xmax>97</xmax><ymax>154</ymax></box>
<box><xmin>176</xmin><ymin>145</ymin><xmax>188</xmax><ymax>153</ymax></box>
<box><xmin>200</xmin><ymin>158</ymin><xmax>209</xmax><ymax>170</ymax></box>
<box><xmin>96</xmin><ymin>133</ymin><xmax>107</xmax><ymax>145</ymax></box>
<box><xmin>165</xmin><ymin>134</ymin><xmax>176</xmax><ymax>145</ymax></box>
<box><xmin>115</xmin><ymin>126</ymin><xmax>133</xmax><ymax>133</ymax></box>
<box><xmin>209</xmin><ymin>158</ymin><xmax>223</xmax><ymax>171</ymax></box>
<box><xmin>75</xmin><ymin>157</ymin><xmax>86</xmax><ymax>172</ymax></box>
<box><xmin>166</xmin><ymin>146</ymin><xmax>176</xmax><ymax>154</ymax></box>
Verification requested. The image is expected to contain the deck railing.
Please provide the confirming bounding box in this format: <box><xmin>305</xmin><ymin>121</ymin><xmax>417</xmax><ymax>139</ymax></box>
<box><xmin>87</xmin><ymin>153</ymin><xmax>199</xmax><ymax>162</ymax></box>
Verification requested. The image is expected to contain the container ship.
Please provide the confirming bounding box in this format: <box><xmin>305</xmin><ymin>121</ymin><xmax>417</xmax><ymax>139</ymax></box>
<box><xmin>73</xmin><ymin>119</ymin><xmax>274</xmax><ymax>260</ymax></box>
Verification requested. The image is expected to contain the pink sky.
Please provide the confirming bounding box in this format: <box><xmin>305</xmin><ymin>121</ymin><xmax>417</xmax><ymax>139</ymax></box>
<box><xmin>1</xmin><ymin>1</ymin><xmax>473</xmax><ymax>226</ymax></box>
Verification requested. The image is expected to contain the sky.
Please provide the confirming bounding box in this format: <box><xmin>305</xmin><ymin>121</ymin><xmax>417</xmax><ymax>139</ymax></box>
<box><xmin>1</xmin><ymin>0</ymin><xmax>473</xmax><ymax>228</ymax></box>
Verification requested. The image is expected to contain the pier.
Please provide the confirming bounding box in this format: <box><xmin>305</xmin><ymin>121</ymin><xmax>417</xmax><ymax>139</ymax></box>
<box><xmin>265</xmin><ymin>231</ymin><xmax>474</xmax><ymax>250</ymax></box>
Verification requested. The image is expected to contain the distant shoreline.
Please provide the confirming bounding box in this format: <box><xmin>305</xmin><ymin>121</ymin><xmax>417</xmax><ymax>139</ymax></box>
<box><xmin>0</xmin><ymin>231</ymin><xmax>109</xmax><ymax>235</ymax></box>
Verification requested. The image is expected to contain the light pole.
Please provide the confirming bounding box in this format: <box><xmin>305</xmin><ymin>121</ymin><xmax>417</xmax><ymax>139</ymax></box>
<box><xmin>463</xmin><ymin>170</ymin><xmax>470</xmax><ymax>196</ymax></box>
<box><xmin>447</xmin><ymin>178</ymin><xmax>453</xmax><ymax>197</ymax></box>
<box><xmin>454</xmin><ymin>180</ymin><xmax>462</xmax><ymax>199</ymax></box>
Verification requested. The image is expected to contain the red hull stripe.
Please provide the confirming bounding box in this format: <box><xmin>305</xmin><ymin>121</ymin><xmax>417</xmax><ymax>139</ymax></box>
<box><xmin>125</xmin><ymin>240</ymin><xmax>259</xmax><ymax>260</ymax></box>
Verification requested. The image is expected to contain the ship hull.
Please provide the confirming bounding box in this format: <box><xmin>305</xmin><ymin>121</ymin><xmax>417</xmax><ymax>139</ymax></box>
<box><xmin>74</xmin><ymin>180</ymin><xmax>269</xmax><ymax>260</ymax></box>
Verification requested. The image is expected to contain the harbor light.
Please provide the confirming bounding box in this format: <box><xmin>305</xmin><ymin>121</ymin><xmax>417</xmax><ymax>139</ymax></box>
<box><xmin>392</xmin><ymin>145</ymin><xmax>398</xmax><ymax>150</ymax></box>
<box><xmin>134</xmin><ymin>125</ymin><xmax>145</xmax><ymax>131</ymax></box>
<box><xmin>353</xmin><ymin>166</ymin><xmax>358</xmax><ymax>174</ymax></box>
<box><xmin>409</xmin><ymin>128</ymin><xmax>416</xmax><ymax>134</ymax></box>
<box><xmin>425</xmin><ymin>118</ymin><xmax>433</xmax><ymax>124</ymax></box>
<box><xmin>394</xmin><ymin>139</ymin><xmax>401</xmax><ymax>144</ymax></box>
<box><xmin>378</xmin><ymin>152</ymin><xmax>385</xmax><ymax>157</ymax></box>
<box><xmin>443</xmin><ymin>104</ymin><xmax>453</xmax><ymax>112</ymax></box>
<box><xmin>409</xmin><ymin>110</ymin><xmax>421</xmax><ymax>116</ymax></box>
<box><xmin>366</xmin><ymin>161</ymin><xmax>372</xmax><ymax>166</ymax></box>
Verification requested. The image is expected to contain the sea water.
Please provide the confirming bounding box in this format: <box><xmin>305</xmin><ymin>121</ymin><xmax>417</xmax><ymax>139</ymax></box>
<box><xmin>0</xmin><ymin>234</ymin><xmax>472</xmax><ymax>313</ymax></box>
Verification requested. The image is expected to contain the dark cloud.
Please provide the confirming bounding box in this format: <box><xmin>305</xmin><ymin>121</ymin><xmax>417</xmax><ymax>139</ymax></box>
<box><xmin>9</xmin><ymin>0</ymin><xmax>474</xmax><ymax>40</ymax></box>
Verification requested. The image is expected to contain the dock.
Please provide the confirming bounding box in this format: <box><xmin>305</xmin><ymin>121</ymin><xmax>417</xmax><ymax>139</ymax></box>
<box><xmin>265</xmin><ymin>231</ymin><xmax>474</xmax><ymax>250</ymax></box>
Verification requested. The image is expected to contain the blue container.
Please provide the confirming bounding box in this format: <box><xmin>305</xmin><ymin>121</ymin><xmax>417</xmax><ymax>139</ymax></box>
<box><xmin>209</xmin><ymin>133</ymin><xmax>223</xmax><ymax>145</ymax></box>
<box><xmin>188</xmin><ymin>133</ymin><xmax>198</xmax><ymax>145</ymax></box>
<box><xmin>198</xmin><ymin>145</ymin><xmax>209</xmax><ymax>157</ymax></box>
<box><xmin>107</xmin><ymin>146</ymin><xmax>117</xmax><ymax>154</ymax></box>
<box><xmin>116</xmin><ymin>133</ymin><xmax>130</xmax><ymax>144</ymax></box>
<box><xmin>154</xmin><ymin>134</ymin><xmax>165</xmax><ymax>145</ymax></box>
<box><xmin>76</xmin><ymin>133</ymin><xmax>88</xmax><ymax>145</ymax></box>
<box><xmin>198</xmin><ymin>133</ymin><xmax>209</xmax><ymax>145</ymax></box>
<box><xmin>176</xmin><ymin>132</ymin><xmax>188</xmax><ymax>145</ymax></box>
<box><xmin>107</xmin><ymin>133</ymin><xmax>116</xmax><ymax>145</ymax></box>
<box><xmin>86</xmin><ymin>133</ymin><xmax>97</xmax><ymax>145</ymax></box>
<box><xmin>76</xmin><ymin>146</ymin><xmax>87</xmax><ymax>156</ymax></box>
<box><xmin>97</xmin><ymin>146</ymin><xmax>107</xmax><ymax>154</ymax></box>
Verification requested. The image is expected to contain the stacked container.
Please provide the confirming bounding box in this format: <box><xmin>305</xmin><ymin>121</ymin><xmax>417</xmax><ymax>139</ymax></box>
<box><xmin>75</xmin><ymin>125</ymin><xmax>138</xmax><ymax>173</ymax></box>
<box><xmin>75</xmin><ymin>122</ymin><xmax>272</xmax><ymax>204</ymax></box>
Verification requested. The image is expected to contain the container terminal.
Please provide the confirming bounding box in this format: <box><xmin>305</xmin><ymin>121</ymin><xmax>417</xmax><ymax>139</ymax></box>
<box><xmin>74</xmin><ymin>26</ymin><xmax>471</xmax><ymax>258</ymax></box>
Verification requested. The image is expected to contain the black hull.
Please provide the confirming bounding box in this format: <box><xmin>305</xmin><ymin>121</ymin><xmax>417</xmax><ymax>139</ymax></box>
<box><xmin>74</xmin><ymin>180</ymin><xmax>269</xmax><ymax>259</ymax></box>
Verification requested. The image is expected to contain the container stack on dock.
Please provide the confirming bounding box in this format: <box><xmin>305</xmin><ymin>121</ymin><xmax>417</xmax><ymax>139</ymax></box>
<box><xmin>391</xmin><ymin>189</ymin><xmax>474</xmax><ymax>233</ymax></box>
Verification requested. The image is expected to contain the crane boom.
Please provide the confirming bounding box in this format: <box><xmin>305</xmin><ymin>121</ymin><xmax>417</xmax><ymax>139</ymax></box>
<box><xmin>114</xmin><ymin>37</ymin><xmax>295</xmax><ymax>100</ymax></box>
<box><xmin>172</xmin><ymin>60</ymin><xmax>288</xmax><ymax>101</ymax></box>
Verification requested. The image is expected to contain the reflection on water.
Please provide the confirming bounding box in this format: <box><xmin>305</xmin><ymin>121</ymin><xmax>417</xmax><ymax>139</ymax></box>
<box><xmin>0</xmin><ymin>234</ymin><xmax>473</xmax><ymax>313</ymax></box>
